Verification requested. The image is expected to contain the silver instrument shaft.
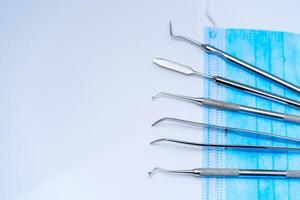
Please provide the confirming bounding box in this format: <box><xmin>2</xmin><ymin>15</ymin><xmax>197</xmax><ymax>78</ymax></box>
<box><xmin>204</xmin><ymin>45</ymin><xmax>300</xmax><ymax>94</ymax></box>
<box><xmin>153</xmin><ymin>58</ymin><xmax>300</xmax><ymax>108</ymax></box>
<box><xmin>151</xmin><ymin>138</ymin><xmax>300</xmax><ymax>152</ymax></box>
<box><xmin>169</xmin><ymin>21</ymin><xmax>300</xmax><ymax>94</ymax></box>
<box><xmin>153</xmin><ymin>92</ymin><xmax>300</xmax><ymax>124</ymax></box>
<box><xmin>153</xmin><ymin>117</ymin><xmax>300</xmax><ymax>144</ymax></box>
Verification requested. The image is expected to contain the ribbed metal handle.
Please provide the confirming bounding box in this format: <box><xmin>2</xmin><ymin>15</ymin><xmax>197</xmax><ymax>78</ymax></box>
<box><xmin>200</xmin><ymin>98</ymin><xmax>240</xmax><ymax>111</ymax></box>
<box><xmin>201</xmin><ymin>97</ymin><xmax>300</xmax><ymax>124</ymax></box>
<box><xmin>284</xmin><ymin>114</ymin><xmax>300</xmax><ymax>124</ymax></box>
<box><xmin>286</xmin><ymin>170</ymin><xmax>300</xmax><ymax>178</ymax></box>
<box><xmin>194</xmin><ymin>168</ymin><xmax>239</xmax><ymax>177</ymax></box>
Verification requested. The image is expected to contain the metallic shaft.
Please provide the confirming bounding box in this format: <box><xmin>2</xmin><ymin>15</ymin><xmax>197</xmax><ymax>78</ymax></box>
<box><xmin>149</xmin><ymin>167</ymin><xmax>300</xmax><ymax>178</ymax></box>
<box><xmin>153</xmin><ymin>92</ymin><xmax>300</xmax><ymax>124</ymax></box>
<box><xmin>152</xmin><ymin>117</ymin><xmax>300</xmax><ymax>144</ymax></box>
<box><xmin>204</xmin><ymin>45</ymin><xmax>300</xmax><ymax>94</ymax></box>
<box><xmin>150</xmin><ymin>138</ymin><xmax>300</xmax><ymax>152</ymax></box>
<box><xmin>153</xmin><ymin>57</ymin><xmax>300</xmax><ymax>109</ymax></box>
<box><xmin>213</xmin><ymin>76</ymin><xmax>300</xmax><ymax>108</ymax></box>
<box><xmin>169</xmin><ymin>21</ymin><xmax>300</xmax><ymax>94</ymax></box>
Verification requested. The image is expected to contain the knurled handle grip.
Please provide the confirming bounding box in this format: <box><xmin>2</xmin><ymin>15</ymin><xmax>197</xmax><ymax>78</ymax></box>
<box><xmin>198</xmin><ymin>168</ymin><xmax>239</xmax><ymax>177</ymax></box>
<box><xmin>284</xmin><ymin>114</ymin><xmax>300</xmax><ymax>124</ymax></box>
<box><xmin>201</xmin><ymin>98</ymin><xmax>240</xmax><ymax>111</ymax></box>
<box><xmin>286</xmin><ymin>170</ymin><xmax>300</xmax><ymax>178</ymax></box>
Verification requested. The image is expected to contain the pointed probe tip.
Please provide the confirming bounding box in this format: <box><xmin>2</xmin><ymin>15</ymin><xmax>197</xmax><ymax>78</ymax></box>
<box><xmin>151</xmin><ymin>117</ymin><xmax>168</xmax><ymax>126</ymax></box>
<box><xmin>152</xmin><ymin>93</ymin><xmax>162</xmax><ymax>101</ymax></box>
<box><xmin>148</xmin><ymin>167</ymin><xmax>163</xmax><ymax>177</ymax></box>
<box><xmin>169</xmin><ymin>21</ymin><xmax>174</xmax><ymax>37</ymax></box>
<box><xmin>152</xmin><ymin>58</ymin><xmax>160</xmax><ymax>63</ymax></box>
<box><xmin>150</xmin><ymin>138</ymin><xmax>167</xmax><ymax>145</ymax></box>
<box><xmin>148</xmin><ymin>168</ymin><xmax>156</xmax><ymax>177</ymax></box>
<box><xmin>151</xmin><ymin>121</ymin><xmax>157</xmax><ymax>127</ymax></box>
<box><xmin>152</xmin><ymin>58</ymin><xmax>164</xmax><ymax>67</ymax></box>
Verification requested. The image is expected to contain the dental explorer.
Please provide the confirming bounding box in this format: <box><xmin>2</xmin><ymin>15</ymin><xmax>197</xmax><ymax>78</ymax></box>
<box><xmin>152</xmin><ymin>117</ymin><xmax>300</xmax><ymax>144</ymax></box>
<box><xmin>150</xmin><ymin>138</ymin><xmax>300</xmax><ymax>153</ymax></box>
<box><xmin>148</xmin><ymin>167</ymin><xmax>300</xmax><ymax>178</ymax></box>
<box><xmin>169</xmin><ymin>21</ymin><xmax>300</xmax><ymax>94</ymax></box>
<box><xmin>153</xmin><ymin>58</ymin><xmax>300</xmax><ymax>109</ymax></box>
<box><xmin>153</xmin><ymin>92</ymin><xmax>300</xmax><ymax>124</ymax></box>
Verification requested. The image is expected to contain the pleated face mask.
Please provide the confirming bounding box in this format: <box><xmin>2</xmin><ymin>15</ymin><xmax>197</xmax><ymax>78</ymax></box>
<box><xmin>202</xmin><ymin>28</ymin><xmax>300</xmax><ymax>200</ymax></box>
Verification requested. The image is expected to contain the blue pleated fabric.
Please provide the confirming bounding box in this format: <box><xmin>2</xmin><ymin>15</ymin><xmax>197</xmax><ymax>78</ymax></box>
<box><xmin>202</xmin><ymin>28</ymin><xmax>300</xmax><ymax>200</ymax></box>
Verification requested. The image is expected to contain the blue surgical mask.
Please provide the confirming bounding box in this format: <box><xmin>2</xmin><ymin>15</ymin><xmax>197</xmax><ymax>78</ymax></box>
<box><xmin>202</xmin><ymin>27</ymin><xmax>300</xmax><ymax>199</ymax></box>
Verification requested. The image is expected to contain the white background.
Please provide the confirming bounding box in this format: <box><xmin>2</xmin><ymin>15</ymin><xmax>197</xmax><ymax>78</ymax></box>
<box><xmin>1</xmin><ymin>0</ymin><xmax>300</xmax><ymax>199</ymax></box>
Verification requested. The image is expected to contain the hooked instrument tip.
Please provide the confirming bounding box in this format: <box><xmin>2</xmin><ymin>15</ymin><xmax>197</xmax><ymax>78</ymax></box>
<box><xmin>153</xmin><ymin>92</ymin><xmax>177</xmax><ymax>101</ymax></box>
<box><xmin>152</xmin><ymin>93</ymin><xmax>163</xmax><ymax>101</ymax></box>
<box><xmin>151</xmin><ymin>117</ymin><xmax>170</xmax><ymax>126</ymax></box>
<box><xmin>150</xmin><ymin>138</ymin><xmax>169</xmax><ymax>145</ymax></box>
<box><xmin>148</xmin><ymin>167</ymin><xmax>162</xmax><ymax>177</ymax></box>
<box><xmin>169</xmin><ymin>21</ymin><xmax>205</xmax><ymax>49</ymax></box>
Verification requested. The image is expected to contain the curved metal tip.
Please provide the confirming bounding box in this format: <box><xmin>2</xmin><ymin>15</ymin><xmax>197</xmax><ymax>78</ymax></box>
<box><xmin>152</xmin><ymin>92</ymin><xmax>170</xmax><ymax>101</ymax></box>
<box><xmin>148</xmin><ymin>167</ymin><xmax>194</xmax><ymax>177</ymax></box>
<box><xmin>152</xmin><ymin>57</ymin><xmax>163</xmax><ymax>65</ymax></box>
<box><xmin>150</xmin><ymin>138</ymin><xmax>201</xmax><ymax>147</ymax></box>
<box><xmin>152</xmin><ymin>117</ymin><xmax>167</xmax><ymax>126</ymax></box>
<box><xmin>169</xmin><ymin>21</ymin><xmax>204</xmax><ymax>48</ymax></box>
<box><xmin>152</xmin><ymin>92</ymin><xmax>201</xmax><ymax>105</ymax></box>
<box><xmin>152</xmin><ymin>92</ymin><xmax>166</xmax><ymax>101</ymax></box>
<box><xmin>169</xmin><ymin>21</ymin><xmax>174</xmax><ymax>37</ymax></box>
<box><xmin>148</xmin><ymin>167</ymin><xmax>166</xmax><ymax>177</ymax></box>
<box><xmin>152</xmin><ymin>117</ymin><xmax>214</xmax><ymax>132</ymax></box>
<box><xmin>150</xmin><ymin>138</ymin><xmax>169</xmax><ymax>145</ymax></box>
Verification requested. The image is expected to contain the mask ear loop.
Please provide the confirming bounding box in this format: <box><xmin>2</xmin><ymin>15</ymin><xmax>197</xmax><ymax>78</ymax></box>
<box><xmin>205</xmin><ymin>0</ymin><xmax>218</xmax><ymax>27</ymax></box>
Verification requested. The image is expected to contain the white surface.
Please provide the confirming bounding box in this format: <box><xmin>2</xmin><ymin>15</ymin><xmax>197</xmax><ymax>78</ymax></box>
<box><xmin>0</xmin><ymin>1</ymin><xmax>299</xmax><ymax>200</ymax></box>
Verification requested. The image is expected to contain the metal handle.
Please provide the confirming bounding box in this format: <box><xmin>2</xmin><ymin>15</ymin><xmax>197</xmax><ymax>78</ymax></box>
<box><xmin>284</xmin><ymin>114</ymin><xmax>300</xmax><ymax>124</ymax></box>
<box><xmin>239</xmin><ymin>169</ymin><xmax>287</xmax><ymax>177</ymax></box>
<box><xmin>194</xmin><ymin>168</ymin><xmax>239</xmax><ymax>177</ymax></box>
<box><xmin>240</xmin><ymin>105</ymin><xmax>300</xmax><ymax>123</ymax></box>
<box><xmin>200</xmin><ymin>98</ymin><xmax>240</xmax><ymax>110</ymax></box>
<box><xmin>195</xmin><ymin>168</ymin><xmax>300</xmax><ymax>178</ymax></box>
<box><xmin>213</xmin><ymin>76</ymin><xmax>300</xmax><ymax>108</ymax></box>
<box><xmin>239</xmin><ymin>169</ymin><xmax>300</xmax><ymax>178</ymax></box>
<box><xmin>201</xmin><ymin>97</ymin><xmax>300</xmax><ymax>124</ymax></box>
<box><xmin>204</xmin><ymin>44</ymin><xmax>300</xmax><ymax>94</ymax></box>
<box><xmin>286</xmin><ymin>170</ymin><xmax>300</xmax><ymax>178</ymax></box>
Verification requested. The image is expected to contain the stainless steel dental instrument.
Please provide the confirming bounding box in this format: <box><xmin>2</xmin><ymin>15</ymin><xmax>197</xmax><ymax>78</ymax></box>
<box><xmin>150</xmin><ymin>138</ymin><xmax>300</xmax><ymax>152</ymax></box>
<box><xmin>148</xmin><ymin>167</ymin><xmax>300</xmax><ymax>178</ymax></box>
<box><xmin>153</xmin><ymin>58</ymin><xmax>300</xmax><ymax>108</ymax></box>
<box><xmin>152</xmin><ymin>117</ymin><xmax>300</xmax><ymax>144</ymax></box>
<box><xmin>153</xmin><ymin>92</ymin><xmax>300</xmax><ymax>124</ymax></box>
<box><xmin>169</xmin><ymin>21</ymin><xmax>300</xmax><ymax>94</ymax></box>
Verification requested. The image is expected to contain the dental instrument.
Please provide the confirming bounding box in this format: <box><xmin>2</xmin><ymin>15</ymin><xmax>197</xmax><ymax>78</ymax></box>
<box><xmin>148</xmin><ymin>167</ymin><xmax>300</xmax><ymax>178</ymax></box>
<box><xmin>150</xmin><ymin>138</ymin><xmax>300</xmax><ymax>152</ymax></box>
<box><xmin>169</xmin><ymin>21</ymin><xmax>300</xmax><ymax>94</ymax></box>
<box><xmin>152</xmin><ymin>117</ymin><xmax>300</xmax><ymax>144</ymax></box>
<box><xmin>153</xmin><ymin>92</ymin><xmax>300</xmax><ymax>124</ymax></box>
<box><xmin>153</xmin><ymin>58</ymin><xmax>300</xmax><ymax>108</ymax></box>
